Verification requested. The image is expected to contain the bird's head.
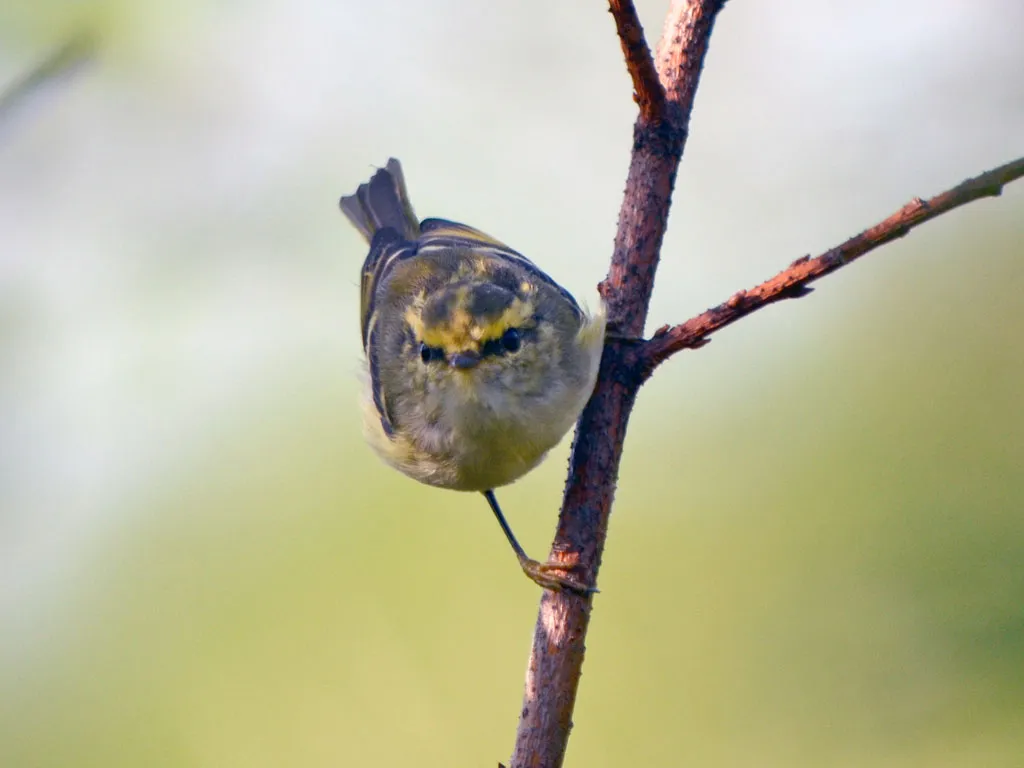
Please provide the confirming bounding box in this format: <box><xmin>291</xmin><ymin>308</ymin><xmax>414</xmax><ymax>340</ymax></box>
<box><xmin>406</xmin><ymin>280</ymin><xmax>534</xmax><ymax>374</ymax></box>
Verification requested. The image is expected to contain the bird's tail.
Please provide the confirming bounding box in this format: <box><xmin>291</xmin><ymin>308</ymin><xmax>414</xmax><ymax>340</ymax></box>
<box><xmin>339</xmin><ymin>158</ymin><xmax>420</xmax><ymax>242</ymax></box>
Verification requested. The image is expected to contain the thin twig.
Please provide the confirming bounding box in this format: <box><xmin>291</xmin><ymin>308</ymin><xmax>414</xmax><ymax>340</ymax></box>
<box><xmin>608</xmin><ymin>0</ymin><xmax>665</xmax><ymax>122</ymax></box>
<box><xmin>640</xmin><ymin>155</ymin><xmax>1024</xmax><ymax>375</ymax></box>
<box><xmin>509</xmin><ymin>2</ymin><xmax>728</xmax><ymax>767</ymax></box>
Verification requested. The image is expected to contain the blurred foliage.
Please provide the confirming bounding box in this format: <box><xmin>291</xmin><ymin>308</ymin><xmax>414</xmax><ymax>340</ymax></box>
<box><xmin>1</xmin><ymin>0</ymin><xmax>1022</xmax><ymax>766</ymax></box>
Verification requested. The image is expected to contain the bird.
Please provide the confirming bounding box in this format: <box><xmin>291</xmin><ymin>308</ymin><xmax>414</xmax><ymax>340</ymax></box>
<box><xmin>339</xmin><ymin>159</ymin><xmax>605</xmax><ymax>592</ymax></box>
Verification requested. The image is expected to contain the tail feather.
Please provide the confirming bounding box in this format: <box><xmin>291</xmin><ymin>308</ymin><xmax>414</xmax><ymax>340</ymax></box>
<box><xmin>339</xmin><ymin>158</ymin><xmax>420</xmax><ymax>242</ymax></box>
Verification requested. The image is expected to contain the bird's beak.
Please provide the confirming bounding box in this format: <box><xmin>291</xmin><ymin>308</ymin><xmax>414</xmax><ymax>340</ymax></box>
<box><xmin>449</xmin><ymin>350</ymin><xmax>481</xmax><ymax>370</ymax></box>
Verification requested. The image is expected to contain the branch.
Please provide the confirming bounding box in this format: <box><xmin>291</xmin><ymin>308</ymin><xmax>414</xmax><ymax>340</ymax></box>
<box><xmin>509</xmin><ymin>2</ymin><xmax>728</xmax><ymax>767</ymax></box>
<box><xmin>640</xmin><ymin>155</ymin><xmax>1024</xmax><ymax>375</ymax></box>
<box><xmin>608</xmin><ymin>0</ymin><xmax>665</xmax><ymax>122</ymax></box>
<box><xmin>508</xmin><ymin>2</ymin><xmax>1020</xmax><ymax>766</ymax></box>
<box><xmin>600</xmin><ymin>0</ymin><xmax>727</xmax><ymax>338</ymax></box>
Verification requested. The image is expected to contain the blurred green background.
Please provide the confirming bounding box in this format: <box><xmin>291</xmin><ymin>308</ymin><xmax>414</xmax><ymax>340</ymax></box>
<box><xmin>2</xmin><ymin>0</ymin><xmax>1023</xmax><ymax>765</ymax></box>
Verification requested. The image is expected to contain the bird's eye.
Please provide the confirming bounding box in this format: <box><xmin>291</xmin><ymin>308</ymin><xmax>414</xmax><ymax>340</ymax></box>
<box><xmin>500</xmin><ymin>327</ymin><xmax>521</xmax><ymax>353</ymax></box>
<box><xmin>419</xmin><ymin>343</ymin><xmax>444</xmax><ymax>363</ymax></box>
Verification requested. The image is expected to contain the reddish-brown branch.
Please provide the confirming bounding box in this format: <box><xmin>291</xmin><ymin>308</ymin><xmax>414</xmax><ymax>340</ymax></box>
<box><xmin>509</xmin><ymin>2</ymin><xmax>728</xmax><ymax>767</ymax></box>
<box><xmin>640</xmin><ymin>155</ymin><xmax>1024</xmax><ymax>375</ymax></box>
<box><xmin>600</xmin><ymin>0</ymin><xmax>727</xmax><ymax>337</ymax></box>
<box><xmin>507</xmin><ymin>1</ymin><xmax>1019</xmax><ymax>766</ymax></box>
<box><xmin>608</xmin><ymin>0</ymin><xmax>665</xmax><ymax>122</ymax></box>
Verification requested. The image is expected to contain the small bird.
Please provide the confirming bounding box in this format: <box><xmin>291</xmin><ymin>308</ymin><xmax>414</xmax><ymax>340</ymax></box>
<box><xmin>339</xmin><ymin>159</ymin><xmax>605</xmax><ymax>593</ymax></box>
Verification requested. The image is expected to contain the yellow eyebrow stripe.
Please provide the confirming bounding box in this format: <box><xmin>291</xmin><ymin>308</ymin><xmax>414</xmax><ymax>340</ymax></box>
<box><xmin>419</xmin><ymin>219</ymin><xmax>510</xmax><ymax>248</ymax></box>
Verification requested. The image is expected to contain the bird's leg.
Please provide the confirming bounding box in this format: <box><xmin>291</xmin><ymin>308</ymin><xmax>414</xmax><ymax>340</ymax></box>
<box><xmin>482</xmin><ymin>490</ymin><xmax>596</xmax><ymax>595</ymax></box>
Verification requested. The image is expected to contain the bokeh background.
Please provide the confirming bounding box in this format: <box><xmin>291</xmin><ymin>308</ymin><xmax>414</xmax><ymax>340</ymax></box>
<box><xmin>2</xmin><ymin>0</ymin><xmax>1023</xmax><ymax>765</ymax></box>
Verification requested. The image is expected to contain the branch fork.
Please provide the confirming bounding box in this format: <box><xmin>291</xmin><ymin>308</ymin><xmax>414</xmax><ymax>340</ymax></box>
<box><xmin>508</xmin><ymin>2</ymin><xmax>1022</xmax><ymax>765</ymax></box>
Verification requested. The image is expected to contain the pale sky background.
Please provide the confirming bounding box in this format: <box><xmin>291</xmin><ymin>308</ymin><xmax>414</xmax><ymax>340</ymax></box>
<box><xmin>1</xmin><ymin>3</ymin><xmax>1022</xmax><ymax>761</ymax></box>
